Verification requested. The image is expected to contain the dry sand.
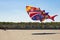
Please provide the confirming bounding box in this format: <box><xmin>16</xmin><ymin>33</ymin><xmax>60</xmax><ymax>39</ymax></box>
<box><xmin>0</xmin><ymin>30</ymin><xmax>60</xmax><ymax>40</ymax></box>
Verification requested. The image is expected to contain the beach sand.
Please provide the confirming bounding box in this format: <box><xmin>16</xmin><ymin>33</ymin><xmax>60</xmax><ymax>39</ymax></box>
<box><xmin>0</xmin><ymin>30</ymin><xmax>60</xmax><ymax>40</ymax></box>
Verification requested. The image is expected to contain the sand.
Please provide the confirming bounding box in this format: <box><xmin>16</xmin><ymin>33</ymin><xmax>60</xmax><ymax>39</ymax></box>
<box><xmin>0</xmin><ymin>30</ymin><xmax>60</xmax><ymax>40</ymax></box>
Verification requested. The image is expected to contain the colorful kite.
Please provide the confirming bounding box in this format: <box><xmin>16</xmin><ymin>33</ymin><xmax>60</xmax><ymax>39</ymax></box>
<box><xmin>26</xmin><ymin>6</ymin><xmax>58</xmax><ymax>22</ymax></box>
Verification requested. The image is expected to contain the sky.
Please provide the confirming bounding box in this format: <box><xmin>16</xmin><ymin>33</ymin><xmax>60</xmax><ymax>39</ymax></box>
<box><xmin>0</xmin><ymin>0</ymin><xmax>60</xmax><ymax>22</ymax></box>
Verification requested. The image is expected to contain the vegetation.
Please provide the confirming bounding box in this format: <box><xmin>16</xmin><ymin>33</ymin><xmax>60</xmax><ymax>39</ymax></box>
<box><xmin>0</xmin><ymin>22</ymin><xmax>60</xmax><ymax>29</ymax></box>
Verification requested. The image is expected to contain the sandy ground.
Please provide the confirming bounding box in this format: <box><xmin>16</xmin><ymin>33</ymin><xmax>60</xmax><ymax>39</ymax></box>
<box><xmin>0</xmin><ymin>30</ymin><xmax>60</xmax><ymax>40</ymax></box>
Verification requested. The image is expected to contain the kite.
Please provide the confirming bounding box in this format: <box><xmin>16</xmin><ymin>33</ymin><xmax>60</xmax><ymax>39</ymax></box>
<box><xmin>26</xmin><ymin>6</ymin><xmax>58</xmax><ymax>22</ymax></box>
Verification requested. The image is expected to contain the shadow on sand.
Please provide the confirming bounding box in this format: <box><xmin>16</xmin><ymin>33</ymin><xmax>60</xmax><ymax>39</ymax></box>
<box><xmin>32</xmin><ymin>33</ymin><xmax>60</xmax><ymax>35</ymax></box>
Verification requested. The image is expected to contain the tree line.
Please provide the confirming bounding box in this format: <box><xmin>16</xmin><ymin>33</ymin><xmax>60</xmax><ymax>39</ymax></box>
<box><xmin>0</xmin><ymin>22</ymin><xmax>60</xmax><ymax>29</ymax></box>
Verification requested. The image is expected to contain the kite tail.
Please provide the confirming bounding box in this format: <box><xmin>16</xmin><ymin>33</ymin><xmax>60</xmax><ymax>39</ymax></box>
<box><xmin>51</xmin><ymin>15</ymin><xmax>58</xmax><ymax>21</ymax></box>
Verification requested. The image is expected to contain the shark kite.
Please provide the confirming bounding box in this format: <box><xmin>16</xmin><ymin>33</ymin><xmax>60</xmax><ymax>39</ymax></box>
<box><xmin>26</xmin><ymin>6</ymin><xmax>58</xmax><ymax>22</ymax></box>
